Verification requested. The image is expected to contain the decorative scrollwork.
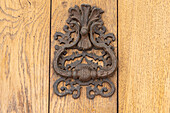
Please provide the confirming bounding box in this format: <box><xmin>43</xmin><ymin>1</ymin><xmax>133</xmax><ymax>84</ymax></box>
<box><xmin>53</xmin><ymin>4</ymin><xmax>117</xmax><ymax>99</ymax></box>
<box><xmin>53</xmin><ymin>77</ymin><xmax>115</xmax><ymax>99</ymax></box>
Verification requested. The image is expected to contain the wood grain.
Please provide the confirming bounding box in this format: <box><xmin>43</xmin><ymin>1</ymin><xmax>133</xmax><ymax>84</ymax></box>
<box><xmin>50</xmin><ymin>0</ymin><xmax>117</xmax><ymax>113</ymax></box>
<box><xmin>0</xmin><ymin>0</ymin><xmax>50</xmax><ymax>113</ymax></box>
<box><xmin>118</xmin><ymin>0</ymin><xmax>170</xmax><ymax>113</ymax></box>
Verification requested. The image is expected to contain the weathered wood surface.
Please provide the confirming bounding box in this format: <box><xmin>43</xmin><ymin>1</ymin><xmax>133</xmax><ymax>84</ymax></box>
<box><xmin>0</xmin><ymin>0</ymin><xmax>50</xmax><ymax>112</ymax></box>
<box><xmin>118</xmin><ymin>0</ymin><xmax>170</xmax><ymax>112</ymax></box>
<box><xmin>50</xmin><ymin>0</ymin><xmax>117</xmax><ymax>113</ymax></box>
<box><xmin>1</xmin><ymin>0</ymin><xmax>169</xmax><ymax>113</ymax></box>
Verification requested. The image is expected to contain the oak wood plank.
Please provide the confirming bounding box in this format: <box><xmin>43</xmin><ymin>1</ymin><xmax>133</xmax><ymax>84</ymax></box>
<box><xmin>118</xmin><ymin>0</ymin><xmax>170</xmax><ymax>112</ymax></box>
<box><xmin>50</xmin><ymin>0</ymin><xmax>117</xmax><ymax>113</ymax></box>
<box><xmin>0</xmin><ymin>0</ymin><xmax>50</xmax><ymax>112</ymax></box>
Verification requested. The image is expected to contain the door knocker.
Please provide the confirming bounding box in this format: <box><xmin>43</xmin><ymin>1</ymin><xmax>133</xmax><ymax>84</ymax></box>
<box><xmin>53</xmin><ymin>4</ymin><xmax>117</xmax><ymax>99</ymax></box>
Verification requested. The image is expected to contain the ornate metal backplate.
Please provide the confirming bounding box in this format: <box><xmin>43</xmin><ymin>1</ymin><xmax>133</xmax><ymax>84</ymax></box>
<box><xmin>53</xmin><ymin>4</ymin><xmax>117</xmax><ymax>99</ymax></box>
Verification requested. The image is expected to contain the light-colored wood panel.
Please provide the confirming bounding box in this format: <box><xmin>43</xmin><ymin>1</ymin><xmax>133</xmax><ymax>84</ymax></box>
<box><xmin>119</xmin><ymin>0</ymin><xmax>170</xmax><ymax>113</ymax></box>
<box><xmin>0</xmin><ymin>0</ymin><xmax>50</xmax><ymax>113</ymax></box>
<box><xmin>50</xmin><ymin>0</ymin><xmax>117</xmax><ymax>113</ymax></box>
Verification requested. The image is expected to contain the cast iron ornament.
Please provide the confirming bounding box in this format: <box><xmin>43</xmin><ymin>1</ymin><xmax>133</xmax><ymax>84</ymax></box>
<box><xmin>53</xmin><ymin>4</ymin><xmax>117</xmax><ymax>99</ymax></box>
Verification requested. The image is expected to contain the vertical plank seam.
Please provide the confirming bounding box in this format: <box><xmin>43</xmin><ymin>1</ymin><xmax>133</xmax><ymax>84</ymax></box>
<box><xmin>117</xmin><ymin>0</ymin><xmax>119</xmax><ymax>113</ymax></box>
<box><xmin>48</xmin><ymin>0</ymin><xmax>52</xmax><ymax>112</ymax></box>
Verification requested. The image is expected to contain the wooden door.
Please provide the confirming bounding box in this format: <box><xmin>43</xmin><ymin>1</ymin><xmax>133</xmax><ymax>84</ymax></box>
<box><xmin>0</xmin><ymin>0</ymin><xmax>169</xmax><ymax>113</ymax></box>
